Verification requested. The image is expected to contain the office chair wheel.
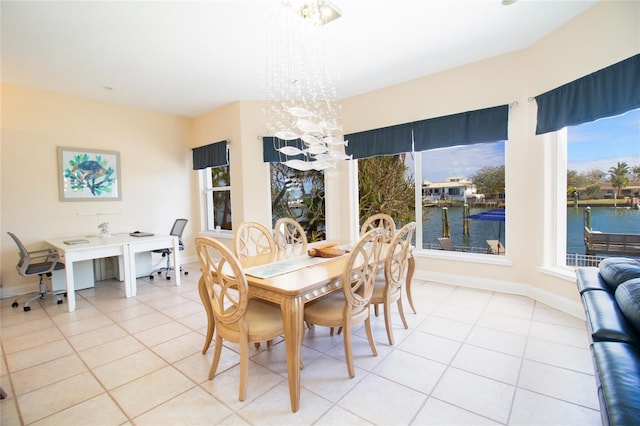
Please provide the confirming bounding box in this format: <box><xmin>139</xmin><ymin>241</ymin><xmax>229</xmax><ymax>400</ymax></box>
<box><xmin>166</xmin><ymin>276</ymin><xmax>171</xmax><ymax>280</ymax></box>
<box><xmin>23</xmin><ymin>306</ymin><xmax>31</xmax><ymax>312</ymax></box>
<box><xmin>184</xmin><ymin>271</ymin><xmax>189</xmax><ymax>275</ymax></box>
<box><xmin>57</xmin><ymin>300</ymin><xmax>63</xmax><ymax>305</ymax></box>
<box><xmin>12</xmin><ymin>302</ymin><xmax>18</xmax><ymax>308</ymax></box>
<box><xmin>149</xmin><ymin>275</ymin><xmax>154</xmax><ymax>279</ymax></box>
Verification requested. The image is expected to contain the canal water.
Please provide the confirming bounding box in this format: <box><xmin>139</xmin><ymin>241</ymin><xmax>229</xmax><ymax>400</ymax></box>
<box><xmin>423</xmin><ymin>206</ymin><xmax>640</xmax><ymax>254</ymax></box>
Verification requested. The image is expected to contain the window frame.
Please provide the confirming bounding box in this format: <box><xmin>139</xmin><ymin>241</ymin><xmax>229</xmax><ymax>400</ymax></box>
<box><xmin>202</xmin><ymin>164</ymin><xmax>232</xmax><ymax>232</ymax></box>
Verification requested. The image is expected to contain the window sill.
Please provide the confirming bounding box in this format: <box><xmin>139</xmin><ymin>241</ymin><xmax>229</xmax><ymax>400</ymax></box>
<box><xmin>415</xmin><ymin>248</ymin><xmax>513</xmax><ymax>266</ymax></box>
<box><xmin>199</xmin><ymin>230</ymin><xmax>233</xmax><ymax>240</ymax></box>
<box><xmin>536</xmin><ymin>265</ymin><xmax>577</xmax><ymax>282</ymax></box>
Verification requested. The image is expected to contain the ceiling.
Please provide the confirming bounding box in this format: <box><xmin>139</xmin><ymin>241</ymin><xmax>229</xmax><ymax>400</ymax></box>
<box><xmin>1</xmin><ymin>0</ymin><xmax>598</xmax><ymax>118</ymax></box>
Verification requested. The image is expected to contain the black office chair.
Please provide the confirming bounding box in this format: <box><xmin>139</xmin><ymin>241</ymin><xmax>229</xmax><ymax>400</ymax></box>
<box><xmin>8</xmin><ymin>232</ymin><xmax>66</xmax><ymax>312</ymax></box>
<box><xmin>150</xmin><ymin>218</ymin><xmax>189</xmax><ymax>280</ymax></box>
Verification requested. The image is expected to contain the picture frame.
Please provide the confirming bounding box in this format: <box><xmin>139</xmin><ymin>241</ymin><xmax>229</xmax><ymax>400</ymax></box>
<box><xmin>58</xmin><ymin>147</ymin><xmax>122</xmax><ymax>201</ymax></box>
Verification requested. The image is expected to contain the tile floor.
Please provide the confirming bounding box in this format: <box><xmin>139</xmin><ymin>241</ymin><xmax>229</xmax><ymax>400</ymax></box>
<box><xmin>1</xmin><ymin>262</ymin><xmax>601</xmax><ymax>425</ymax></box>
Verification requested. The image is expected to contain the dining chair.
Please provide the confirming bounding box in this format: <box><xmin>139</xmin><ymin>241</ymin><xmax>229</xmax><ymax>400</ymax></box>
<box><xmin>360</xmin><ymin>213</ymin><xmax>396</xmax><ymax>242</ymax></box>
<box><xmin>274</xmin><ymin>217</ymin><xmax>308</xmax><ymax>256</ymax></box>
<box><xmin>370</xmin><ymin>222</ymin><xmax>416</xmax><ymax>345</ymax></box>
<box><xmin>195</xmin><ymin>236</ymin><xmax>285</xmax><ymax>401</ymax></box>
<box><xmin>303</xmin><ymin>227</ymin><xmax>385</xmax><ymax>378</ymax></box>
<box><xmin>234</xmin><ymin>222</ymin><xmax>276</xmax><ymax>259</ymax></box>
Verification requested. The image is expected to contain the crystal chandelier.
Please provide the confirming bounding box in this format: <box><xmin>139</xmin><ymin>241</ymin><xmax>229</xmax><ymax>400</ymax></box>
<box><xmin>265</xmin><ymin>0</ymin><xmax>350</xmax><ymax>171</ymax></box>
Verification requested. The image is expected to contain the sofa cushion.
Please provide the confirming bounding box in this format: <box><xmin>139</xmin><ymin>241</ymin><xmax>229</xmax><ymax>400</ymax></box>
<box><xmin>591</xmin><ymin>341</ymin><xmax>640</xmax><ymax>426</ymax></box>
<box><xmin>599</xmin><ymin>257</ymin><xmax>640</xmax><ymax>292</ymax></box>
<box><xmin>615</xmin><ymin>278</ymin><xmax>640</xmax><ymax>335</ymax></box>
<box><xmin>576</xmin><ymin>267</ymin><xmax>610</xmax><ymax>294</ymax></box>
<box><xmin>582</xmin><ymin>290</ymin><xmax>638</xmax><ymax>344</ymax></box>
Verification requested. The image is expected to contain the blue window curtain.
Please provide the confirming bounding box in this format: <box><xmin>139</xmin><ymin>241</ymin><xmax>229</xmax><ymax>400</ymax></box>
<box><xmin>413</xmin><ymin>105</ymin><xmax>509</xmax><ymax>151</ymax></box>
<box><xmin>262</xmin><ymin>137</ymin><xmax>305</xmax><ymax>163</ymax></box>
<box><xmin>535</xmin><ymin>54</ymin><xmax>640</xmax><ymax>135</ymax></box>
<box><xmin>344</xmin><ymin>123</ymin><xmax>413</xmax><ymax>160</ymax></box>
<box><xmin>192</xmin><ymin>140</ymin><xmax>228</xmax><ymax>170</ymax></box>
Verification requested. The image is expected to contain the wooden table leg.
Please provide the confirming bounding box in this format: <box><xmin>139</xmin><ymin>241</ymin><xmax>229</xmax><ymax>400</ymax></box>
<box><xmin>406</xmin><ymin>252</ymin><xmax>417</xmax><ymax>314</ymax></box>
<box><xmin>198</xmin><ymin>276</ymin><xmax>215</xmax><ymax>354</ymax></box>
<box><xmin>281</xmin><ymin>296</ymin><xmax>304</xmax><ymax>413</ymax></box>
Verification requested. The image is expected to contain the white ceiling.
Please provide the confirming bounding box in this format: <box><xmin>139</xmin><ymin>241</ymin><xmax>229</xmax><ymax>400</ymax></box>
<box><xmin>1</xmin><ymin>0</ymin><xmax>598</xmax><ymax>118</ymax></box>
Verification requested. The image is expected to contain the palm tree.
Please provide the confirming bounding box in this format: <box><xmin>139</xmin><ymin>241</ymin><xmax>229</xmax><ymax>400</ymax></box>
<box><xmin>632</xmin><ymin>164</ymin><xmax>640</xmax><ymax>181</ymax></box>
<box><xmin>608</xmin><ymin>161</ymin><xmax>630</xmax><ymax>207</ymax></box>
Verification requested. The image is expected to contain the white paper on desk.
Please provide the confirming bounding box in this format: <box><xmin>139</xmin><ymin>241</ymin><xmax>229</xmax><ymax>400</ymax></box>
<box><xmin>244</xmin><ymin>255</ymin><xmax>336</xmax><ymax>279</ymax></box>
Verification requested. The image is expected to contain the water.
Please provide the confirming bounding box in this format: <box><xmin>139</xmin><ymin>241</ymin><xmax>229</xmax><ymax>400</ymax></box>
<box><xmin>422</xmin><ymin>206</ymin><xmax>640</xmax><ymax>254</ymax></box>
<box><xmin>423</xmin><ymin>207</ymin><xmax>504</xmax><ymax>251</ymax></box>
<box><xmin>567</xmin><ymin>206</ymin><xmax>640</xmax><ymax>254</ymax></box>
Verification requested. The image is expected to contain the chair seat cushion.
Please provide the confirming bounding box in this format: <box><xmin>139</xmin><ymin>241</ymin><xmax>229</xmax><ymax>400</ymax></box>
<box><xmin>223</xmin><ymin>299</ymin><xmax>283</xmax><ymax>338</ymax></box>
<box><xmin>304</xmin><ymin>291</ymin><xmax>368</xmax><ymax>324</ymax></box>
<box><xmin>599</xmin><ymin>257</ymin><xmax>640</xmax><ymax>292</ymax></box>
<box><xmin>581</xmin><ymin>290</ymin><xmax>638</xmax><ymax>344</ymax></box>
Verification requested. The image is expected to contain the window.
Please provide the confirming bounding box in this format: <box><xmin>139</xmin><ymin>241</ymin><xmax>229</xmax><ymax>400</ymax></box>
<box><xmin>204</xmin><ymin>164</ymin><xmax>232</xmax><ymax>231</ymax></box>
<box><xmin>270</xmin><ymin>163</ymin><xmax>325</xmax><ymax>241</ymax></box>
<box><xmin>564</xmin><ymin>108</ymin><xmax>640</xmax><ymax>266</ymax></box>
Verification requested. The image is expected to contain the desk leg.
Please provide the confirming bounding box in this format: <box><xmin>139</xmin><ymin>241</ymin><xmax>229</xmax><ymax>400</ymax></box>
<box><xmin>281</xmin><ymin>297</ymin><xmax>304</xmax><ymax>413</ymax></box>
<box><xmin>124</xmin><ymin>248</ymin><xmax>134</xmax><ymax>298</ymax></box>
<box><xmin>406</xmin><ymin>254</ymin><xmax>416</xmax><ymax>314</ymax></box>
<box><xmin>198</xmin><ymin>277</ymin><xmax>215</xmax><ymax>354</ymax></box>
<box><xmin>65</xmin><ymin>260</ymin><xmax>76</xmax><ymax>312</ymax></box>
<box><xmin>173</xmin><ymin>238</ymin><xmax>181</xmax><ymax>287</ymax></box>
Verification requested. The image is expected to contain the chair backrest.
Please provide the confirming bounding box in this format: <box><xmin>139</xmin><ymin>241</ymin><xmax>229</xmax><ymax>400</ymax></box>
<box><xmin>274</xmin><ymin>218</ymin><xmax>308</xmax><ymax>255</ymax></box>
<box><xmin>342</xmin><ymin>228</ymin><xmax>385</xmax><ymax>309</ymax></box>
<box><xmin>7</xmin><ymin>232</ymin><xmax>59</xmax><ymax>277</ymax></box>
<box><xmin>437</xmin><ymin>237</ymin><xmax>454</xmax><ymax>251</ymax></box>
<box><xmin>8</xmin><ymin>232</ymin><xmax>30</xmax><ymax>273</ymax></box>
<box><xmin>360</xmin><ymin>213</ymin><xmax>396</xmax><ymax>243</ymax></box>
<box><xmin>234</xmin><ymin>222</ymin><xmax>276</xmax><ymax>259</ymax></box>
<box><xmin>196</xmin><ymin>236</ymin><xmax>249</xmax><ymax>326</ymax></box>
<box><xmin>384</xmin><ymin>222</ymin><xmax>416</xmax><ymax>293</ymax></box>
<box><xmin>168</xmin><ymin>218</ymin><xmax>188</xmax><ymax>250</ymax></box>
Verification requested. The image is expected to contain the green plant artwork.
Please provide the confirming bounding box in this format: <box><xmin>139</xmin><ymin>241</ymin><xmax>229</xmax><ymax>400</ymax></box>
<box><xmin>64</xmin><ymin>154</ymin><xmax>116</xmax><ymax>196</ymax></box>
<box><xmin>58</xmin><ymin>147</ymin><xmax>121</xmax><ymax>201</ymax></box>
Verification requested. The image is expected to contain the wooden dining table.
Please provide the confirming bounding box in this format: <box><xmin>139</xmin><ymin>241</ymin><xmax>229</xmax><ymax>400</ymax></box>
<box><xmin>198</xmin><ymin>243</ymin><xmax>415</xmax><ymax>413</ymax></box>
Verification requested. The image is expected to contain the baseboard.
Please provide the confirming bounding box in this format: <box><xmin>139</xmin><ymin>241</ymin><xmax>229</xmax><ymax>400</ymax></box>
<box><xmin>416</xmin><ymin>270</ymin><xmax>585</xmax><ymax>320</ymax></box>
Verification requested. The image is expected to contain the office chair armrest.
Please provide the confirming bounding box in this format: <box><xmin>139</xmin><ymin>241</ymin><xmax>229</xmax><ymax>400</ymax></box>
<box><xmin>28</xmin><ymin>249</ymin><xmax>60</xmax><ymax>262</ymax></box>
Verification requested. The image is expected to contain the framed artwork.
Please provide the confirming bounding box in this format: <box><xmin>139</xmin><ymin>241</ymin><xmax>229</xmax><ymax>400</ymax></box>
<box><xmin>58</xmin><ymin>147</ymin><xmax>122</xmax><ymax>201</ymax></box>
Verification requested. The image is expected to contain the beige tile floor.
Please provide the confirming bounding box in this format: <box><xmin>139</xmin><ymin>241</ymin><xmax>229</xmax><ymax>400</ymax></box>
<box><xmin>1</xmin><ymin>262</ymin><xmax>601</xmax><ymax>425</ymax></box>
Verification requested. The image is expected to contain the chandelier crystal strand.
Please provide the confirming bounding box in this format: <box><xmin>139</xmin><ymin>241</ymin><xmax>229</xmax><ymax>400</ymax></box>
<box><xmin>265</xmin><ymin>1</ymin><xmax>349</xmax><ymax>171</ymax></box>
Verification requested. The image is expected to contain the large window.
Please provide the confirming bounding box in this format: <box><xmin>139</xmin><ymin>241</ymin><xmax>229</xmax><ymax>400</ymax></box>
<box><xmin>357</xmin><ymin>142</ymin><xmax>506</xmax><ymax>256</ymax></box>
<box><xmin>270</xmin><ymin>163</ymin><xmax>325</xmax><ymax>241</ymax></box>
<box><xmin>204</xmin><ymin>164</ymin><xmax>232</xmax><ymax>231</ymax></box>
<box><xmin>565</xmin><ymin>108</ymin><xmax>639</xmax><ymax>265</ymax></box>
<box><xmin>421</xmin><ymin>141</ymin><xmax>506</xmax><ymax>254</ymax></box>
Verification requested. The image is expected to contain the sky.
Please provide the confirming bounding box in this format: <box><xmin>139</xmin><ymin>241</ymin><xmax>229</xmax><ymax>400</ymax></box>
<box><xmin>418</xmin><ymin>108</ymin><xmax>639</xmax><ymax>183</ymax></box>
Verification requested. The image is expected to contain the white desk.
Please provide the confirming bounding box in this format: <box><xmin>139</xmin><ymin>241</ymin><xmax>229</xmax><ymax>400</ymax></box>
<box><xmin>45</xmin><ymin>234</ymin><xmax>180</xmax><ymax>312</ymax></box>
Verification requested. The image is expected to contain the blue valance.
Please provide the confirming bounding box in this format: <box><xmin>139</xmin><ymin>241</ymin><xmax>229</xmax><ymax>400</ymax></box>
<box><xmin>262</xmin><ymin>137</ymin><xmax>306</xmax><ymax>163</ymax></box>
<box><xmin>535</xmin><ymin>54</ymin><xmax>640</xmax><ymax>135</ymax></box>
<box><xmin>344</xmin><ymin>123</ymin><xmax>413</xmax><ymax>160</ymax></box>
<box><xmin>192</xmin><ymin>140</ymin><xmax>228</xmax><ymax>170</ymax></box>
<box><xmin>413</xmin><ymin>105</ymin><xmax>508</xmax><ymax>151</ymax></box>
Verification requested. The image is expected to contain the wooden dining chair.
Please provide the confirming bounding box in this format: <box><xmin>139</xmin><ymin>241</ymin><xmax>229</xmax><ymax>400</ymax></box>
<box><xmin>234</xmin><ymin>222</ymin><xmax>276</xmax><ymax>259</ymax></box>
<box><xmin>371</xmin><ymin>222</ymin><xmax>416</xmax><ymax>345</ymax></box>
<box><xmin>274</xmin><ymin>217</ymin><xmax>308</xmax><ymax>256</ymax></box>
<box><xmin>303</xmin><ymin>228</ymin><xmax>385</xmax><ymax>378</ymax></box>
<box><xmin>196</xmin><ymin>236</ymin><xmax>284</xmax><ymax>401</ymax></box>
<box><xmin>360</xmin><ymin>213</ymin><xmax>396</xmax><ymax>242</ymax></box>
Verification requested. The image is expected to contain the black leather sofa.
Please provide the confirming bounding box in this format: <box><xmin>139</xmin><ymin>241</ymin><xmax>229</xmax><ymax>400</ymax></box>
<box><xmin>576</xmin><ymin>257</ymin><xmax>640</xmax><ymax>426</ymax></box>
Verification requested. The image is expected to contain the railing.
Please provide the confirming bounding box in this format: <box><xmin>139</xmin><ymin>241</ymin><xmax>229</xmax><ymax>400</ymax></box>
<box><xmin>565</xmin><ymin>253</ymin><xmax>607</xmax><ymax>267</ymax></box>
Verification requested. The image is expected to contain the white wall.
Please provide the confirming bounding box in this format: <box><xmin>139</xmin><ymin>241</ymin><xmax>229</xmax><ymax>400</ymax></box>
<box><xmin>1</xmin><ymin>84</ymin><xmax>194</xmax><ymax>297</ymax></box>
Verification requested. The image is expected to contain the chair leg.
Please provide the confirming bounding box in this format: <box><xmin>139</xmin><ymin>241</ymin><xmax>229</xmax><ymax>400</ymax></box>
<box><xmin>208</xmin><ymin>335</ymin><xmax>223</xmax><ymax>380</ymax></box>
<box><xmin>397</xmin><ymin>298</ymin><xmax>408</xmax><ymax>330</ymax></box>
<box><xmin>239</xmin><ymin>337</ymin><xmax>249</xmax><ymax>401</ymax></box>
<box><xmin>364</xmin><ymin>316</ymin><xmax>378</xmax><ymax>358</ymax></box>
<box><xmin>343</xmin><ymin>322</ymin><xmax>355</xmax><ymax>378</ymax></box>
<box><xmin>384</xmin><ymin>301</ymin><xmax>395</xmax><ymax>346</ymax></box>
<box><xmin>374</xmin><ymin>304</ymin><xmax>379</xmax><ymax>317</ymax></box>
